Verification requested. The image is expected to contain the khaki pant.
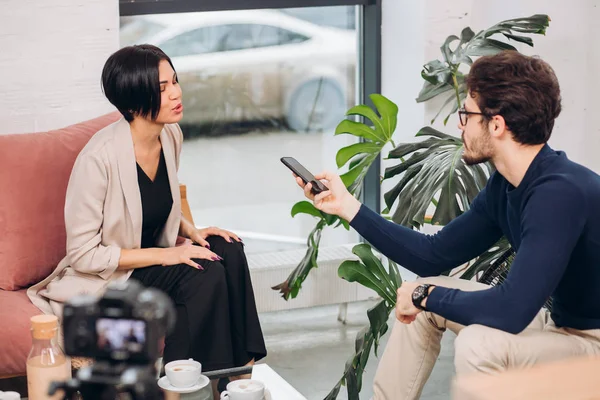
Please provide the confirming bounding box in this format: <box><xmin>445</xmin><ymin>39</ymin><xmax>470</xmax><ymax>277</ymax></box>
<box><xmin>372</xmin><ymin>276</ymin><xmax>600</xmax><ymax>400</ymax></box>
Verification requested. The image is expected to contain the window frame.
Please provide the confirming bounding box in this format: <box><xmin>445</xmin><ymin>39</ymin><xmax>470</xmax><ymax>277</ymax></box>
<box><xmin>120</xmin><ymin>0</ymin><xmax>382</xmax><ymax>213</ymax></box>
<box><xmin>120</xmin><ymin>1</ymin><xmax>377</xmax><ymax>15</ymax></box>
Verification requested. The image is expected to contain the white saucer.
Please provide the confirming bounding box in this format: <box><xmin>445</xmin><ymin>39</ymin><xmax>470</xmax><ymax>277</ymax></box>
<box><xmin>157</xmin><ymin>375</ymin><xmax>210</xmax><ymax>393</ymax></box>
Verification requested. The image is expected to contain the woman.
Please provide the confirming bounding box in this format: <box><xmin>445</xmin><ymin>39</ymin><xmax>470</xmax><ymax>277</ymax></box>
<box><xmin>27</xmin><ymin>44</ymin><xmax>267</xmax><ymax>395</ymax></box>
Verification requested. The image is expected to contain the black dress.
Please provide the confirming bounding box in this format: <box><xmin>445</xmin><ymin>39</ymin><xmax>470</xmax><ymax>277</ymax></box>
<box><xmin>130</xmin><ymin>149</ymin><xmax>267</xmax><ymax>370</ymax></box>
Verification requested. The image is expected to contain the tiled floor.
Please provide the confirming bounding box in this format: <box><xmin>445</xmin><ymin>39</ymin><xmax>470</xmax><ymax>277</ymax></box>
<box><xmin>259</xmin><ymin>300</ymin><xmax>456</xmax><ymax>400</ymax></box>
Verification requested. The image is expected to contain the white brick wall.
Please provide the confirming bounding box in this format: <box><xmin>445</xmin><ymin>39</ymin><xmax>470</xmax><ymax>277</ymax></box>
<box><xmin>0</xmin><ymin>0</ymin><xmax>119</xmax><ymax>134</ymax></box>
<box><xmin>383</xmin><ymin>0</ymin><xmax>600</xmax><ymax>172</ymax></box>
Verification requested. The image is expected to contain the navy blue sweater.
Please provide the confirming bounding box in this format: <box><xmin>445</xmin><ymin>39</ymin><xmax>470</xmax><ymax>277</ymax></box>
<box><xmin>350</xmin><ymin>145</ymin><xmax>600</xmax><ymax>334</ymax></box>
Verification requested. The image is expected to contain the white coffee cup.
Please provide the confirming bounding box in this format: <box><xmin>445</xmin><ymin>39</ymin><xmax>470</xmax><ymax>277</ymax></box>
<box><xmin>220</xmin><ymin>379</ymin><xmax>265</xmax><ymax>400</ymax></box>
<box><xmin>164</xmin><ymin>359</ymin><xmax>202</xmax><ymax>388</ymax></box>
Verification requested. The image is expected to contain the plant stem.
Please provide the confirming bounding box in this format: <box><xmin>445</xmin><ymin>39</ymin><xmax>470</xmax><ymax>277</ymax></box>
<box><xmin>452</xmin><ymin>71</ymin><xmax>462</xmax><ymax>109</ymax></box>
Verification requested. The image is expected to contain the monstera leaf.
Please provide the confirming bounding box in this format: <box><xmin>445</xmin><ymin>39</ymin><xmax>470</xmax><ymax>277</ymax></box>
<box><xmin>271</xmin><ymin>203</ymin><xmax>349</xmax><ymax>300</ymax></box>
<box><xmin>335</xmin><ymin>93</ymin><xmax>398</xmax><ymax>194</ymax></box>
<box><xmin>273</xmin><ymin>94</ymin><xmax>398</xmax><ymax>300</ymax></box>
<box><xmin>324</xmin><ymin>245</ymin><xmax>401</xmax><ymax>400</ymax></box>
<box><xmin>383</xmin><ymin>127</ymin><xmax>493</xmax><ymax>229</ymax></box>
<box><xmin>418</xmin><ymin>14</ymin><xmax>550</xmax><ymax>125</ymax></box>
<box><xmin>460</xmin><ymin>238</ymin><xmax>513</xmax><ymax>281</ymax></box>
<box><xmin>271</xmin><ymin>218</ymin><xmax>325</xmax><ymax>300</ymax></box>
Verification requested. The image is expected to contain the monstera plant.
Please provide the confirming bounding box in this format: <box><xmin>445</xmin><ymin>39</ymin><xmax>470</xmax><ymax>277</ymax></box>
<box><xmin>272</xmin><ymin>14</ymin><xmax>551</xmax><ymax>399</ymax></box>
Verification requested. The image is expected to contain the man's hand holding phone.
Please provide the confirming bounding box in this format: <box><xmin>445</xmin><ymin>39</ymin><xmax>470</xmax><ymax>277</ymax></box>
<box><xmin>294</xmin><ymin>171</ymin><xmax>361</xmax><ymax>222</ymax></box>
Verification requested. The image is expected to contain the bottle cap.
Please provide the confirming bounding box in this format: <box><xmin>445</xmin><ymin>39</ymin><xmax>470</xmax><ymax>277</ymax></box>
<box><xmin>30</xmin><ymin>315</ymin><xmax>58</xmax><ymax>340</ymax></box>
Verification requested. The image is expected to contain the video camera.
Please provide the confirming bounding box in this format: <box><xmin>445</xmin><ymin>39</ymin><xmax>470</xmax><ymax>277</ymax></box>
<box><xmin>50</xmin><ymin>280</ymin><xmax>176</xmax><ymax>400</ymax></box>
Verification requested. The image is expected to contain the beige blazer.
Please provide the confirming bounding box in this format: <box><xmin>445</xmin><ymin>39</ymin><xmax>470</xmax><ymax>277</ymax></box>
<box><xmin>27</xmin><ymin>118</ymin><xmax>183</xmax><ymax>320</ymax></box>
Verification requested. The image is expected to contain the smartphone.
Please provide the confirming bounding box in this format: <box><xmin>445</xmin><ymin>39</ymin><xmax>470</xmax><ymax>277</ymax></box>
<box><xmin>280</xmin><ymin>157</ymin><xmax>329</xmax><ymax>195</ymax></box>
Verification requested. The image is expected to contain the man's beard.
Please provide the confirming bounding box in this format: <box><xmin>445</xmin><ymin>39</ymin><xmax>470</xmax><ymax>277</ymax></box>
<box><xmin>462</xmin><ymin>132</ymin><xmax>493</xmax><ymax>165</ymax></box>
<box><xmin>463</xmin><ymin>152</ymin><xmax>491</xmax><ymax>165</ymax></box>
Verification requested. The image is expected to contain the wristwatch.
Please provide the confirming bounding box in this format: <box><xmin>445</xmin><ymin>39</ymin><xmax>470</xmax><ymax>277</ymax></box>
<box><xmin>412</xmin><ymin>284</ymin><xmax>434</xmax><ymax>310</ymax></box>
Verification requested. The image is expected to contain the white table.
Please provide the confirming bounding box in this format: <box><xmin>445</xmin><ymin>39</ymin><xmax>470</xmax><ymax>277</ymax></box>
<box><xmin>251</xmin><ymin>364</ymin><xmax>307</xmax><ymax>400</ymax></box>
<box><xmin>161</xmin><ymin>363</ymin><xmax>306</xmax><ymax>400</ymax></box>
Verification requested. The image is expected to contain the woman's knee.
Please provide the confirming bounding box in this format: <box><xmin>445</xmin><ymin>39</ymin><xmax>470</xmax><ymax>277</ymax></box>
<box><xmin>205</xmin><ymin>260</ymin><xmax>227</xmax><ymax>279</ymax></box>
<box><xmin>207</xmin><ymin>235</ymin><xmax>240</xmax><ymax>246</ymax></box>
<box><xmin>180</xmin><ymin>261</ymin><xmax>228</xmax><ymax>303</ymax></box>
<box><xmin>207</xmin><ymin>235</ymin><xmax>245</xmax><ymax>254</ymax></box>
<box><xmin>188</xmin><ymin>259</ymin><xmax>227</xmax><ymax>283</ymax></box>
<box><xmin>211</xmin><ymin>237</ymin><xmax>248</xmax><ymax>268</ymax></box>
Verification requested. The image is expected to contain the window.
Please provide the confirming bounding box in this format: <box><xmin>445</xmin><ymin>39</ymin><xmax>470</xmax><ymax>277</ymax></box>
<box><xmin>281</xmin><ymin>6</ymin><xmax>357</xmax><ymax>29</ymax></box>
<box><xmin>220</xmin><ymin>24</ymin><xmax>309</xmax><ymax>51</ymax></box>
<box><xmin>252</xmin><ymin>25</ymin><xmax>309</xmax><ymax>47</ymax></box>
<box><xmin>160</xmin><ymin>26</ymin><xmax>228</xmax><ymax>57</ymax></box>
<box><xmin>119</xmin><ymin>2</ymin><xmax>380</xmax><ymax>255</ymax></box>
<box><xmin>215</xmin><ymin>24</ymin><xmax>259</xmax><ymax>52</ymax></box>
<box><xmin>119</xmin><ymin>19</ymin><xmax>165</xmax><ymax>47</ymax></box>
<box><xmin>135</xmin><ymin>23</ymin><xmax>309</xmax><ymax>58</ymax></box>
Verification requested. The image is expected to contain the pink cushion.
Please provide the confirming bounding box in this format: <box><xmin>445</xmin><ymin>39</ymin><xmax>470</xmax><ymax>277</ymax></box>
<box><xmin>0</xmin><ymin>289</ymin><xmax>42</xmax><ymax>376</ymax></box>
<box><xmin>0</xmin><ymin>113</ymin><xmax>121</xmax><ymax>290</ymax></box>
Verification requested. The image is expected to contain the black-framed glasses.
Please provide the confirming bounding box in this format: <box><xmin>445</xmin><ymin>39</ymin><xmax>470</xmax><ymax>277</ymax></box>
<box><xmin>458</xmin><ymin>107</ymin><xmax>487</xmax><ymax>126</ymax></box>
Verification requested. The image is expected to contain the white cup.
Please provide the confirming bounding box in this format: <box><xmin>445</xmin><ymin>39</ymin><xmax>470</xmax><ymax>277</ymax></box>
<box><xmin>220</xmin><ymin>379</ymin><xmax>265</xmax><ymax>400</ymax></box>
<box><xmin>164</xmin><ymin>359</ymin><xmax>202</xmax><ymax>388</ymax></box>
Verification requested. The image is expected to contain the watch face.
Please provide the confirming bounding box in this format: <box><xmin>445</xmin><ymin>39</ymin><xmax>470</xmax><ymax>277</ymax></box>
<box><xmin>413</xmin><ymin>285</ymin><xmax>425</xmax><ymax>300</ymax></box>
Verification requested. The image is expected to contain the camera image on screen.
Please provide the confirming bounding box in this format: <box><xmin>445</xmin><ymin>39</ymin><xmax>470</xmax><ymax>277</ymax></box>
<box><xmin>96</xmin><ymin>318</ymin><xmax>146</xmax><ymax>356</ymax></box>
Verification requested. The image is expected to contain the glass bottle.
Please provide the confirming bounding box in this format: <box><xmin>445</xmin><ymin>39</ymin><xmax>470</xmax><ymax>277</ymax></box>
<box><xmin>26</xmin><ymin>315</ymin><xmax>71</xmax><ymax>400</ymax></box>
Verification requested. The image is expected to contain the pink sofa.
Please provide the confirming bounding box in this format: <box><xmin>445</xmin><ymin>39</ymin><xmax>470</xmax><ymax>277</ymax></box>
<box><xmin>0</xmin><ymin>112</ymin><xmax>121</xmax><ymax>377</ymax></box>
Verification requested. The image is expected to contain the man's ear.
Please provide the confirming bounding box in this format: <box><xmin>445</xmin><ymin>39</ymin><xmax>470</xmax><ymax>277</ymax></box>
<box><xmin>489</xmin><ymin>115</ymin><xmax>507</xmax><ymax>138</ymax></box>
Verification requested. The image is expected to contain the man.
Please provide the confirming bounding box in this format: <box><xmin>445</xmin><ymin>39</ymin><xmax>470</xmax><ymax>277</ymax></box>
<box><xmin>294</xmin><ymin>51</ymin><xmax>600</xmax><ymax>399</ymax></box>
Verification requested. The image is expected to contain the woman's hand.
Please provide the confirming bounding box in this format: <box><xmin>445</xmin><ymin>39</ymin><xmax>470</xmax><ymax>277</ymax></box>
<box><xmin>295</xmin><ymin>171</ymin><xmax>362</xmax><ymax>222</ymax></box>
<box><xmin>191</xmin><ymin>226</ymin><xmax>242</xmax><ymax>247</ymax></box>
<box><xmin>161</xmin><ymin>243</ymin><xmax>222</xmax><ymax>269</ymax></box>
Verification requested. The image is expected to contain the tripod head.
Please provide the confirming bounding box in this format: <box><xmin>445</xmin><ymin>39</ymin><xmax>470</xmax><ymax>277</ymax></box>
<box><xmin>49</xmin><ymin>362</ymin><xmax>164</xmax><ymax>400</ymax></box>
<box><xmin>49</xmin><ymin>281</ymin><xmax>176</xmax><ymax>400</ymax></box>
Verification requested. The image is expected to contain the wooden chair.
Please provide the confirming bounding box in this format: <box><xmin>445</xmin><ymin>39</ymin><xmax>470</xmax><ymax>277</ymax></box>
<box><xmin>179</xmin><ymin>184</ymin><xmax>195</xmax><ymax>226</ymax></box>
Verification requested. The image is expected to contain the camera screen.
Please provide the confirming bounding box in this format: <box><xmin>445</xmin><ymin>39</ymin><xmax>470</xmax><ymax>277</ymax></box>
<box><xmin>96</xmin><ymin>318</ymin><xmax>146</xmax><ymax>355</ymax></box>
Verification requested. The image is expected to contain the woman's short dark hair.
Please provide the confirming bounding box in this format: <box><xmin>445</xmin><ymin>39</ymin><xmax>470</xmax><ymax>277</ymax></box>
<box><xmin>466</xmin><ymin>51</ymin><xmax>562</xmax><ymax>145</ymax></box>
<box><xmin>101</xmin><ymin>44</ymin><xmax>177</xmax><ymax>122</ymax></box>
